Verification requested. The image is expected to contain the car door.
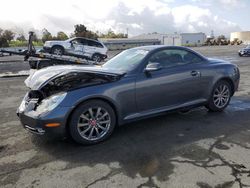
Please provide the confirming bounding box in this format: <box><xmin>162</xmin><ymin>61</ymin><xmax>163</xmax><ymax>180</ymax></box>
<box><xmin>135</xmin><ymin>48</ymin><xmax>207</xmax><ymax>112</ymax></box>
<box><xmin>69</xmin><ymin>38</ymin><xmax>86</xmax><ymax>56</ymax></box>
<box><xmin>86</xmin><ymin>40</ymin><xmax>100</xmax><ymax>57</ymax></box>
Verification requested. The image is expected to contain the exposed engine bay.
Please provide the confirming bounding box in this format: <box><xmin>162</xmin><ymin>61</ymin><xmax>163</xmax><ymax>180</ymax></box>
<box><xmin>27</xmin><ymin>71</ymin><xmax>123</xmax><ymax>104</ymax></box>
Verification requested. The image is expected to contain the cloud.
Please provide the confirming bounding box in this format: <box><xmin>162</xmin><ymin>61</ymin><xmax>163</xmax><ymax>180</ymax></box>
<box><xmin>219</xmin><ymin>0</ymin><xmax>242</xmax><ymax>6</ymax></box>
<box><xmin>105</xmin><ymin>2</ymin><xmax>175</xmax><ymax>35</ymax></box>
<box><xmin>190</xmin><ymin>0</ymin><xmax>245</xmax><ymax>8</ymax></box>
<box><xmin>170</xmin><ymin>5</ymin><xmax>241</xmax><ymax>35</ymax></box>
<box><xmin>100</xmin><ymin>3</ymin><xmax>241</xmax><ymax>36</ymax></box>
<box><xmin>0</xmin><ymin>0</ymin><xmax>242</xmax><ymax>37</ymax></box>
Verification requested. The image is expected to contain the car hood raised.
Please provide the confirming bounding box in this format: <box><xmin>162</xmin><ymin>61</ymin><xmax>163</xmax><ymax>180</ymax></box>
<box><xmin>25</xmin><ymin>65</ymin><xmax>126</xmax><ymax>90</ymax></box>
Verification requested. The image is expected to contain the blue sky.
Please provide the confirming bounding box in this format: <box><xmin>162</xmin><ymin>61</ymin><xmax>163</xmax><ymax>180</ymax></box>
<box><xmin>0</xmin><ymin>0</ymin><xmax>249</xmax><ymax>37</ymax></box>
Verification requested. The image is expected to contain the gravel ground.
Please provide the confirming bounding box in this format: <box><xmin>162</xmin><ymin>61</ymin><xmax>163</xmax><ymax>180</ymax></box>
<box><xmin>1</xmin><ymin>45</ymin><xmax>250</xmax><ymax>188</ymax></box>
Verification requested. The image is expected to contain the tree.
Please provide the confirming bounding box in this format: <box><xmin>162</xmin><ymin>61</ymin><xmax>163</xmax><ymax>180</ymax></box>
<box><xmin>56</xmin><ymin>31</ymin><xmax>68</xmax><ymax>40</ymax></box>
<box><xmin>116</xmin><ymin>33</ymin><xmax>127</xmax><ymax>38</ymax></box>
<box><xmin>0</xmin><ymin>28</ymin><xmax>10</xmax><ymax>47</ymax></box>
<box><xmin>99</xmin><ymin>29</ymin><xmax>127</xmax><ymax>38</ymax></box>
<box><xmin>73</xmin><ymin>24</ymin><xmax>98</xmax><ymax>39</ymax></box>
<box><xmin>16</xmin><ymin>34</ymin><xmax>26</xmax><ymax>41</ymax></box>
<box><xmin>42</xmin><ymin>28</ymin><xmax>52</xmax><ymax>43</ymax></box>
<box><xmin>2</xmin><ymin>30</ymin><xmax>15</xmax><ymax>42</ymax></box>
<box><xmin>0</xmin><ymin>37</ymin><xmax>8</xmax><ymax>47</ymax></box>
<box><xmin>74</xmin><ymin>24</ymin><xmax>87</xmax><ymax>37</ymax></box>
<box><xmin>107</xmin><ymin>29</ymin><xmax>116</xmax><ymax>38</ymax></box>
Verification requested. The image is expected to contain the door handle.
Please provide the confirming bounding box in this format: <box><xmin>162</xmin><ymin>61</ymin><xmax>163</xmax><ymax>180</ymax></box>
<box><xmin>191</xmin><ymin>70</ymin><xmax>200</xmax><ymax>77</ymax></box>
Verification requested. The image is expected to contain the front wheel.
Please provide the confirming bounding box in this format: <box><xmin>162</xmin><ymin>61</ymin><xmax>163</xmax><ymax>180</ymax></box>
<box><xmin>206</xmin><ymin>80</ymin><xmax>232</xmax><ymax>112</ymax></box>
<box><xmin>69</xmin><ymin>100</ymin><xmax>116</xmax><ymax>145</ymax></box>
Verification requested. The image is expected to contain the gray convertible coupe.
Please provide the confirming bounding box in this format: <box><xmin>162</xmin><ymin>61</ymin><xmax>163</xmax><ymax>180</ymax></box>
<box><xmin>17</xmin><ymin>46</ymin><xmax>240</xmax><ymax>144</ymax></box>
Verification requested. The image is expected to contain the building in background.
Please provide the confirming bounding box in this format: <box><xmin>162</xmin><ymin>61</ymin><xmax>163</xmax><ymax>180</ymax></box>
<box><xmin>180</xmin><ymin>32</ymin><xmax>206</xmax><ymax>46</ymax></box>
<box><xmin>133</xmin><ymin>32</ymin><xmax>206</xmax><ymax>46</ymax></box>
<box><xmin>131</xmin><ymin>33</ymin><xmax>181</xmax><ymax>46</ymax></box>
<box><xmin>99</xmin><ymin>32</ymin><xmax>206</xmax><ymax>50</ymax></box>
<box><xmin>230</xmin><ymin>31</ymin><xmax>250</xmax><ymax>44</ymax></box>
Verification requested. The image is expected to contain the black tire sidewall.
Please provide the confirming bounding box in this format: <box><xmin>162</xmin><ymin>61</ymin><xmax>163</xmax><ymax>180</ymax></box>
<box><xmin>207</xmin><ymin>80</ymin><xmax>232</xmax><ymax>112</ymax></box>
<box><xmin>69</xmin><ymin>100</ymin><xmax>116</xmax><ymax>145</ymax></box>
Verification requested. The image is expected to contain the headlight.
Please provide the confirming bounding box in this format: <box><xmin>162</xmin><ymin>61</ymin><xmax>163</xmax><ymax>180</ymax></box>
<box><xmin>19</xmin><ymin>98</ymin><xmax>26</xmax><ymax>112</ymax></box>
<box><xmin>36</xmin><ymin>92</ymin><xmax>67</xmax><ymax>115</ymax></box>
<box><xmin>18</xmin><ymin>94</ymin><xmax>28</xmax><ymax>112</ymax></box>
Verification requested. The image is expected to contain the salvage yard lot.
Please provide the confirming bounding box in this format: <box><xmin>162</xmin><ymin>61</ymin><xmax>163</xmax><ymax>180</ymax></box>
<box><xmin>1</xmin><ymin>45</ymin><xmax>250</xmax><ymax>188</ymax></box>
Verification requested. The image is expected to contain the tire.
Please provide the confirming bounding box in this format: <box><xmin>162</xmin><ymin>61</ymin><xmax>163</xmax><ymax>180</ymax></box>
<box><xmin>69</xmin><ymin>100</ymin><xmax>116</xmax><ymax>145</ymax></box>
<box><xmin>239</xmin><ymin>53</ymin><xmax>243</xmax><ymax>57</ymax></box>
<box><xmin>206</xmin><ymin>80</ymin><xmax>232</xmax><ymax>112</ymax></box>
<box><xmin>92</xmin><ymin>54</ymin><xmax>102</xmax><ymax>62</ymax></box>
<box><xmin>51</xmin><ymin>46</ymin><xmax>64</xmax><ymax>55</ymax></box>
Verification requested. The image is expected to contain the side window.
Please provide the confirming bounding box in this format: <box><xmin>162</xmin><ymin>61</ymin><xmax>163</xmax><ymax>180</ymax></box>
<box><xmin>71</xmin><ymin>38</ymin><xmax>82</xmax><ymax>45</ymax></box>
<box><xmin>95</xmin><ymin>41</ymin><xmax>104</xmax><ymax>48</ymax></box>
<box><xmin>88</xmin><ymin>40</ymin><xmax>104</xmax><ymax>48</ymax></box>
<box><xmin>183</xmin><ymin>51</ymin><xmax>204</xmax><ymax>64</ymax></box>
<box><xmin>148</xmin><ymin>49</ymin><xmax>204</xmax><ymax>68</ymax></box>
<box><xmin>80</xmin><ymin>39</ymin><xmax>88</xmax><ymax>45</ymax></box>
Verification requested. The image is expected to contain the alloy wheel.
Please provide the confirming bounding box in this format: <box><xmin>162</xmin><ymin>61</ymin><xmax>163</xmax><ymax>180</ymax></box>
<box><xmin>77</xmin><ymin>107</ymin><xmax>111</xmax><ymax>141</ymax></box>
<box><xmin>213</xmin><ymin>84</ymin><xmax>230</xmax><ymax>108</ymax></box>
<box><xmin>53</xmin><ymin>48</ymin><xmax>63</xmax><ymax>55</ymax></box>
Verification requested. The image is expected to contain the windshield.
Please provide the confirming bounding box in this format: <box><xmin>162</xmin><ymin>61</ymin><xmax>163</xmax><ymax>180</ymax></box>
<box><xmin>102</xmin><ymin>49</ymin><xmax>149</xmax><ymax>72</ymax></box>
<box><xmin>246</xmin><ymin>45</ymin><xmax>250</xmax><ymax>49</ymax></box>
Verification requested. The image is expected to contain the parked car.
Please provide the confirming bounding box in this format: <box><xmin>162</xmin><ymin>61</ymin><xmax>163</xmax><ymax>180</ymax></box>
<box><xmin>238</xmin><ymin>45</ymin><xmax>250</xmax><ymax>56</ymax></box>
<box><xmin>43</xmin><ymin>37</ymin><xmax>108</xmax><ymax>62</ymax></box>
<box><xmin>17</xmin><ymin>46</ymin><xmax>240</xmax><ymax>145</ymax></box>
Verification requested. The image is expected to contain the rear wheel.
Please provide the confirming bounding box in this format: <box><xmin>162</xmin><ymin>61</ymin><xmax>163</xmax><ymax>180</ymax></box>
<box><xmin>92</xmin><ymin>54</ymin><xmax>102</xmax><ymax>62</ymax></box>
<box><xmin>51</xmin><ymin>46</ymin><xmax>64</xmax><ymax>55</ymax></box>
<box><xmin>69</xmin><ymin>100</ymin><xmax>116</xmax><ymax>145</ymax></box>
<box><xmin>206</xmin><ymin>80</ymin><xmax>232</xmax><ymax>112</ymax></box>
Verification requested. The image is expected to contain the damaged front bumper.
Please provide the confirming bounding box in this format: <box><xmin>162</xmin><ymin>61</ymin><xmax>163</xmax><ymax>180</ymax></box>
<box><xmin>17</xmin><ymin>94</ymin><xmax>72</xmax><ymax>137</ymax></box>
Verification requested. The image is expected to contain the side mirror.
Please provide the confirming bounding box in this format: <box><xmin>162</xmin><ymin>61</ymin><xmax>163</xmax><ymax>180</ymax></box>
<box><xmin>144</xmin><ymin>63</ymin><xmax>162</xmax><ymax>72</ymax></box>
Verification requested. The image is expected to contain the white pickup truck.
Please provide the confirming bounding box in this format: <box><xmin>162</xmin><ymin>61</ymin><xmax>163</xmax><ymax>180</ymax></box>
<box><xmin>43</xmin><ymin>37</ymin><xmax>108</xmax><ymax>62</ymax></box>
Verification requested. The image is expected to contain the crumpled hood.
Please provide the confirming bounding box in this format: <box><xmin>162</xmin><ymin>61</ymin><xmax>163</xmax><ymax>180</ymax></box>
<box><xmin>25</xmin><ymin>65</ymin><xmax>126</xmax><ymax>90</ymax></box>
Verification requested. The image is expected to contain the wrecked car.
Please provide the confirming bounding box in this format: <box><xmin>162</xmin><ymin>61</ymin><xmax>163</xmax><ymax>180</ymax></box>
<box><xmin>43</xmin><ymin>37</ymin><xmax>108</xmax><ymax>62</ymax></box>
<box><xmin>17</xmin><ymin>46</ymin><xmax>240</xmax><ymax>145</ymax></box>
